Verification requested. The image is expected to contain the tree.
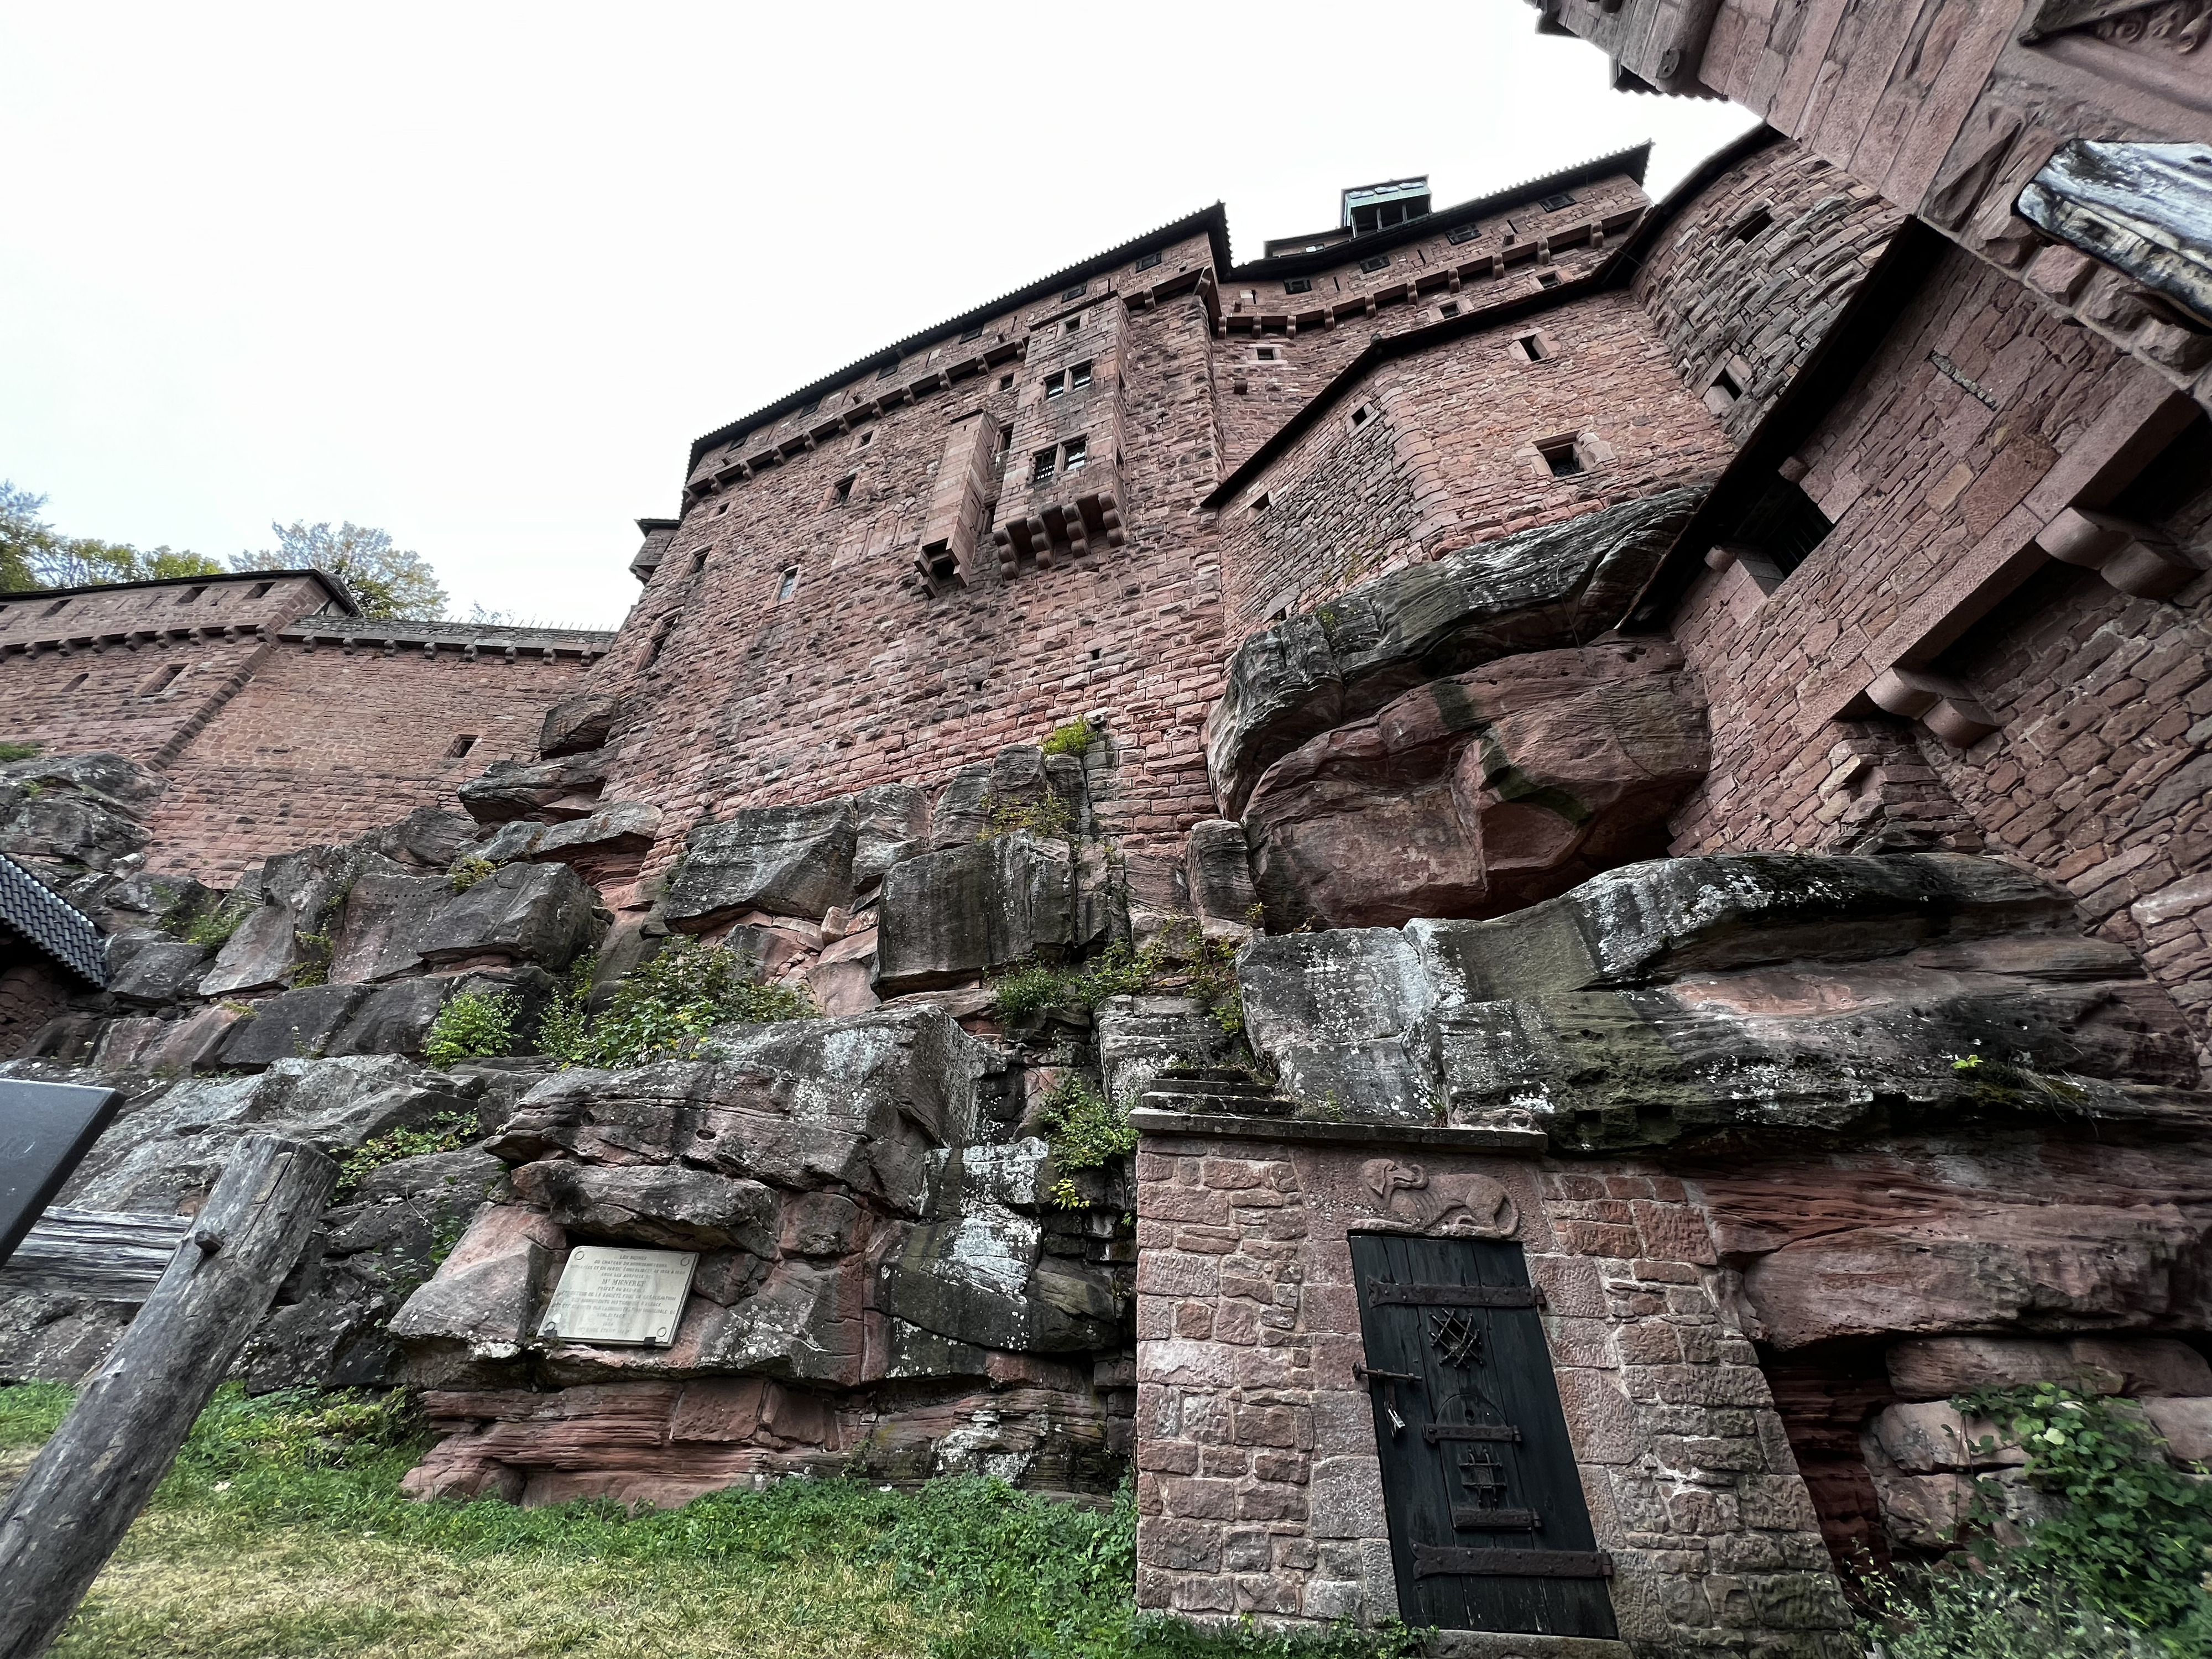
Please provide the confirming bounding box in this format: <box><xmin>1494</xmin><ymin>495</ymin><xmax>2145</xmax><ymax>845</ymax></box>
<box><xmin>231</xmin><ymin>521</ymin><xmax>446</xmax><ymax>622</ymax></box>
<box><xmin>0</xmin><ymin>479</ymin><xmax>222</xmax><ymax>590</ymax></box>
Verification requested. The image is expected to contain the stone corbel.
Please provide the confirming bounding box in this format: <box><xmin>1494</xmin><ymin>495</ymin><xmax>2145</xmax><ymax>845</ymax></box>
<box><xmin>1866</xmin><ymin>666</ymin><xmax>2003</xmax><ymax>747</ymax></box>
<box><xmin>2033</xmin><ymin>505</ymin><xmax>2204</xmax><ymax>598</ymax></box>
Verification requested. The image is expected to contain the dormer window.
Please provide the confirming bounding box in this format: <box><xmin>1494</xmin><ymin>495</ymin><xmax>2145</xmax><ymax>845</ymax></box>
<box><xmin>961</xmin><ymin>324</ymin><xmax>986</xmax><ymax>342</ymax></box>
<box><xmin>1538</xmin><ymin>191</ymin><xmax>1577</xmax><ymax>212</ymax></box>
<box><xmin>1061</xmin><ymin>282</ymin><xmax>1087</xmax><ymax>302</ymax></box>
<box><xmin>1448</xmin><ymin>222</ymin><xmax>1483</xmax><ymax>245</ymax></box>
<box><xmin>1135</xmin><ymin>251</ymin><xmax>1162</xmax><ymax>272</ymax></box>
<box><xmin>1360</xmin><ymin>254</ymin><xmax>1389</xmax><ymax>274</ymax></box>
<box><xmin>1284</xmin><ymin>276</ymin><xmax>1313</xmax><ymax>295</ymax></box>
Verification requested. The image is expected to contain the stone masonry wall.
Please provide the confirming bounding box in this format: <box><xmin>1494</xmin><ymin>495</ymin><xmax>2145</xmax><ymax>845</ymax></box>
<box><xmin>1218</xmin><ymin>291</ymin><xmax>1735</xmax><ymax>639</ymax></box>
<box><xmin>1214</xmin><ymin>171</ymin><xmax>1650</xmax><ymax>473</ymax></box>
<box><xmin>1629</xmin><ymin>141</ymin><xmax>1903</xmax><ymax>445</ymax></box>
<box><xmin>0</xmin><ymin>574</ymin><xmax>337</xmax><ymax>765</ymax></box>
<box><xmin>1662</xmin><ymin>244</ymin><xmax>2212</xmax><ymax>1069</ymax></box>
<box><xmin>594</xmin><ymin>285</ymin><xmax>1232</xmax><ymax>872</ymax></box>
<box><xmin>144</xmin><ymin>640</ymin><xmax>596</xmax><ymax>883</ymax></box>
<box><xmin>1134</xmin><ymin>1131</ymin><xmax>1851</xmax><ymax>1656</ymax></box>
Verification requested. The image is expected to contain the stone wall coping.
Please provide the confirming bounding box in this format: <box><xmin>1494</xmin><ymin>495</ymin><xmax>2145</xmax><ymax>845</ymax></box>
<box><xmin>1129</xmin><ymin>1108</ymin><xmax>1547</xmax><ymax>1156</ymax></box>
<box><xmin>1426</xmin><ymin>1634</ymin><xmax>1632</xmax><ymax>1659</ymax></box>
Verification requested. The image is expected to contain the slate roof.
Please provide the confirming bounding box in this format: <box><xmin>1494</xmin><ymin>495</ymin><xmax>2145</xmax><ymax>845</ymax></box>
<box><xmin>0</xmin><ymin>856</ymin><xmax>107</xmax><ymax>987</ymax></box>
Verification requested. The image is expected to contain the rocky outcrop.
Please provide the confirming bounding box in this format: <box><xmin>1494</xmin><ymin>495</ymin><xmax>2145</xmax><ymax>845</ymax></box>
<box><xmin>1203</xmin><ymin>487</ymin><xmax>1704</xmax><ymax>817</ymax></box>
<box><xmin>383</xmin><ymin>1003</ymin><xmax>1135</xmax><ymax>1501</ymax></box>
<box><xmin>1238</xmin><ymin>851</ymin><xmax>2203</xmax><ymax>1139</ymax></box>
<box><xmin>1243</xmin><ymin>642</ymin><xmax>1709</xmax><ymax>928</ymax></box>
<box><xmin>665</xmin><ymin>799</ymin><xmax>862</xmax><ymax>928</ymax></box>
<box><xmin>0</xmin><ymin>752</ymin><xmax>164</xmax><ymax>872</ymax></box>
<box><xmin>874</xmin><ymin>833</ymin><xmax>1079</xmax><ymax>995</ymax></box>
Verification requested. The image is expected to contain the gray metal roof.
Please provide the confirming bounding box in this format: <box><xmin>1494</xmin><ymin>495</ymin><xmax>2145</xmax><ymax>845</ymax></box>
<box><xmin>0</xmin><ymin>855</ymin><xmax>107</xmax><ymax>987</ymax></box>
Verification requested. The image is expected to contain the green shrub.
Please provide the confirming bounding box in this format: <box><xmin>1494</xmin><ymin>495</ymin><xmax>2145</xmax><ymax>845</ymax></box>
<box><xmin>291</xmin><ymin>930</ymin><xmax>333</xmax><ymax>989</ymax></box>
<box><xmin>1857</xmin><ymin>1383</ymin><xmax>2212</xmax><ymax>1657</ymax></box>
<box><xmin>1038</xmin><ymin>1075</ymin><xmax>1137</xmax><ymax>1172</ymax></box>
<box><xmin>989</xmin><ymin>933</ymin><xmax>1244</xmax><ymax>1036</ymax></box>
<box><xmin>447</xmin><ymin>857</ymin><xmax>497</xmax><ymax>894</ymax></box>
<box><xmin>0</xmin><ymin>740</ymin><xmax>41</xmax><ymax>763</ymax></box>
<box><xmin>332</xmin><ymin>1112</ymin><xmax>478</xmax><ymax>1198</ymax></box>
<box><xmin>979</xmin><ymin>792</ymin><xmax>1073</xmax><ymax>842</ymax></box>
<box><xmin>424</xmin><ymin>989</ymin><xmax>517</xmax><ymax>1067</ymax></box>
<box><xmin>535</xmin><ymin>956</ymin><xmax>596</xmax><ymax>1064</ymax></box>
<box><xmin>185</xmin><ymin>896</ymin><xmax>253</xmax><ymax>950</ymax></box>
<box><xmin>547</xmin><ymin>936</ymin><xmax>814</xmax><ymax>1069</ymax></box>
<box><xmin>1040</xmin><ymin>717</ymin><xmax>1098</xmax><ymax>758</ymax></box>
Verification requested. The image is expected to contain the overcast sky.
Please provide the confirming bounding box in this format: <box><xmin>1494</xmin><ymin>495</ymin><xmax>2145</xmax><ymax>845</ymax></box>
<box><xmin>1</xmin><ymin>4</ymin><xmax>1756</xmax><ymax>631</ymax></box>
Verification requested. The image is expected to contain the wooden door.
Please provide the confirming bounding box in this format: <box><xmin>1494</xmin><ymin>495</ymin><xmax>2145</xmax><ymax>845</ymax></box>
<box><xmin>1350</xmin><ymin>1232</ymin><xmax>1618</xmax><ymax>1638</ymax></box>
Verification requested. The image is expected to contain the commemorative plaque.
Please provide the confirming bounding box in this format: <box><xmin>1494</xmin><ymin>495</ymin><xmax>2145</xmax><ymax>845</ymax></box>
<box><xmin>537</xmin><ymin>1245</ymin><xmax>697</xmax><ymax>1347</ymax></box>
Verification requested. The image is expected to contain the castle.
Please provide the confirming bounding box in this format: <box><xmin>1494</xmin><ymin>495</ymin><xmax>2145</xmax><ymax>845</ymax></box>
<box><xmin>3</xmin><ymin>0</ymin><xmax>2210</xmax><ymax>1649</ymax></box>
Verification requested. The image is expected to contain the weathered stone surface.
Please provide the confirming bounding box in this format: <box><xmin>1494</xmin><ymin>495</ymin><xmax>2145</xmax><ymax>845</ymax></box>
<box><xmin>457</xmin><ymin>752</ymin><xmax>609</xmax><ymax>825</ymax></box>
<box><xmin>218</xmin><ymin>983</ymin><xmax>373</xmax><ymax>1067</ymax></box>
<box><xmin>356</xmin><ymin>807</ymin><xmax>482</xmax><ymax>872</ymax></box>
<box><xmin>1204</xmin><ymin>488</ymin><xmax>1704</xmax><ymax>816</ymax></box>
<box><xmin>327</xmin><ymin>977</ymin><xmax>452</xmax><ymax>1058</ymax></box>
<box><xmin>389</xmin><ymin>1203</ymin><xmax>565</xmax><ymax>1358</ymax></box>
<box><xmin>874</xmin><ymin>832</ymin><xmax>1074</xmax><ymax>995</ymax></box>
<box><xmin>2142</xmin><ymin>1397</ymin><xmax>2212</xmax><ymax>1463</ymax></box>
<box><xmin>530</xmin><ymin>801</ymin><xmax>662</xmax><ymax>865</ymax></box>
<box><xmin>1184</xmin><ymin>819</ymin><xmax>1257</xmax><ymax>937</ymax></box>
<box><xmin>541</xmin><ymin>692</ymin><xmax>621</xmax><ymax>758</ymax></box>
<box><xmin>1243</xmin><ymin>643</ymin><xmax>1709</xmax><ymax>928</ymax></box>
<box><xmin>0</xmin><ymin>752</ymin><xmax>161</xmax><ymax>870</ymax></box>
<box><xmin>851</xmin><ymin>784</ymin><xmax>930</xmax><ymax>889</ymax></box>
<box><xmin>665</xmin><ymin>800</ymin><xmax>857</xmax><ymax>927</ymax></box>
<box><xmin>1886</xmin><ymin>1336</ymin><xmax>2088</xmax><ymax>1399</ymax></box>
<box><xmin>331</xmin><ymin>862</ymin><xmax>598</xmax><ymax>982</ymax></box>
<box><xmin>2069</xmin><ymin>1337</ymin><xmax>2212</xmax><ymax>1397</ymax></box>
<box><xmin>103</xmin><ymin>930</ymin><xmax>208</xmax><ymax>1005</ymax></box>
<box><xmin>512</xmin><ymin>1161</ymin><xmax>779</xmax><ymax>1254</ymax></box>
<box><xmin>202</xmin><ymin>844</ymin><xmax>389</xmax><ymax>997</ymax></box>
<box><xmin>880</xmin><ymin>1207</ymin><xmax>1116</xmax><ymax>1352</ymax></box>
<box><xmin>1239</xmin><ymin>928</ymin><xmax>1434</xmax><ymax>1121</ymax></box>
<box><xmin>930</xmin><ymin>745</ymin><xmax>1092</xmax><ymax>848</ymax></box>
<box><xmin>1097</xmin><ymin>995</ymin><xmax>1239</xmax><ymax>1110</ymax></box>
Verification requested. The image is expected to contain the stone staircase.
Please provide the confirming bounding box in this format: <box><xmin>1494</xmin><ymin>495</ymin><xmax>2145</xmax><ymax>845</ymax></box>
<box><xmin>1138</xmin><ymin>1065</ymin><xmax>1297</xmax><ymax>1118</ymax></box>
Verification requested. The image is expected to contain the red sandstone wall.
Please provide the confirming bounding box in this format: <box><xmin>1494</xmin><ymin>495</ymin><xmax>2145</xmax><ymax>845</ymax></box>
<box><xmin>597</xmin><ymin>281</ymin><xmax>1233</xmax><ymax>867</ymax></box>
<box><xmin>1630</xmin><ymin>140</ymin><xmax>1903</xmax><ymax>442</ymax></box>
<box><xmin>145</xmin><ymin>641</ymin><xmax>592</xmax><ymax>883</ymax></box>
<box><xmin>0</xmin><ymin>575</ymin><xmax>336</xmax><ymax>766</ymax></box>
<box><xmin>1213</xmin><ymin>171</ymin><xmax>1649</xmax><ymax>471</ymax></box>
<box><xmin>1664</xmin><ymin>244</ymin><xmax>2212</xmax><ymax>1064</ymax></box>
<box><xmin>1217</xmin><ymin>290</ymin><xmax>1736</xmax><ymax>637</ymax></box>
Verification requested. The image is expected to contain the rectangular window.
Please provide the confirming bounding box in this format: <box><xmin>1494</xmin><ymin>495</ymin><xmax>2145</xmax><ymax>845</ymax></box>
<box><xmin>177</xmin><ymin>586</ymin><xmax>205</xmax><ymax>606</ymax></box>
<box><xmin>999</xmin><ymin>373</ymin><xmax>1014</xmax><ymax>390</ymax></box>
<box><xmin>1538</xmin><ymin>191</ymin><xmax>1577</xmax><ymax>211</ymax></box>
<box><xmin>1730</xmin><ymin>207</ymin><xmax>1774</xmax><ymax>242</ymax></box>
<box><xmin>1061</xmin><ymin>436</ymin><xmax>1087</xmax><ymax>474</ymax></box>
<box><xmin>1536</xmin><ymin>270</ymin><xmax>1561</xmax><ymax>288</ymax></box>
<box><xmin>1046</xmin><ymin>371</ymin><xmax>1067</xmax><ymax>400</ymax></box>
<box><xmin>1284</xmin><ymin>276</ymin><xmax>1313</xmax><ymax>295</ymax></box>
<box><xmin>1731</xmin><ymin>476</ymin><xmax>1833</xmax><ymax>578</ymax></box>
<box><xmin>1061</xmin><ymin>281</ymin><xmax>1087</xmax><ymax>302</ymax></box>
<box><xmin>142</xmin><ymin>663</ymin><xmax>186</xmax><ymax>698</ymax></box>
<box><xmin>1351</xmin><ymin>405</ymin><xmax>1373</xmax><ymax>430</ymax></box>
<box><xmin>1252</xmin><ymin>492</ymin><xmax>1271</xmax><ymax>513</ymax></box>
<box><xmin>798</xmin><ymin>397</ymin><xmax>821</xmax><ymax>416</ymax></box>
<box><xmin>1448</xmin><ymin>222</ymin><xmax>1483</xmax><ymax>244</ymax></box>
<box><xmin>1256</xmin><ymin>346</ymin><xmax>1276</xmax><ymax>361</ymax></box>
<box><xmin>961</xmin><ymin>324</ymin><xmax>986</xmax><ymax>342</ymax></box>
<box><xmin>1032</xmin><ymin>450</ymin><xmax>1057</xmax><ymax>483</ymax></box>
<box><xmin>248</xmin><ymin>582</ymin><xmax>273</xmax><ymax>599</ymax></box>
<box><xmin>1539</xmin><ymin>436</ymin><xmax>1584</xmax><ymax>477</ymax></box>
<box><xmin>778</xmin><ymin>566</ymin><xmax>801</xmax><ymax>601</ymax></box>
<box><xmin>446</xmin><ymin>734</ymin><xmax>478</xmax><ymax>759</ymax></box>
<box><xmin>1439</xmin><ymin>301</ymin><xmax>1460</xmax><ymax>318</ymax></box>
<box><xmin>1516</xmin><ymin>332</ymin><xmax>1548</xmax><ymax>361</ymax></box>
<box><xmin>1063</xmin><ymin>315</ymin><xmax>1082</xmax><ymax>335</ymax></box>
<box><xmin>1360</xmin><ymin>254</ymin><xmax>1390</xmax><ymax>273</ymax></box>
<box><xmin>1071</xmin><ymin>360</ymin><xmax>1092</xmax><ymax>391</ymax></box>
<box><xmin>43</xmin><ymin>598</ymin><xmax>68</xmax><ymax>617</ymax></box>
<box><xmin>877</xmin><ymin>362</ymin><xmax>899</xmax><ymax>380</ymax></box>
<box><xmin>1135</xmin><ymin>250</ymin><xmax>1162</xmax><ymax>272</ymax></box>
<box><xmin>833</xmin><ymin>475</ymin><xmax>855</xmax><ymax>504</ymax></box>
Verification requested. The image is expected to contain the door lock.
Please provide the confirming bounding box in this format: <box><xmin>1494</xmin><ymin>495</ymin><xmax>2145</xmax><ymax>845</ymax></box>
<box><xmin>1355</xmin><ymin>1363</ymin><xmax>1420</xmax><ymax>1436</ymax></box>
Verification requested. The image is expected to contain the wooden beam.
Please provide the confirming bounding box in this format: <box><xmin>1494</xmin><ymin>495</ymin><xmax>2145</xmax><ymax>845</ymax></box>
<box><xmin>0</xmin><ymin>1209</ymin><xmax>192</xmax><ymax>1303</ymax></box>
<box><xmin>0</xmin><ymin>1135</ymin><xmax>336</xmax><ymax>1659</ymax></box>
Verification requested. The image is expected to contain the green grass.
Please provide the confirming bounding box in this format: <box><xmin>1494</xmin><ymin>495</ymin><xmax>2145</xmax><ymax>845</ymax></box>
<box><xmin>1</xmin><ymin>1383</ymin><xmax>1415</xmax><ymax>1659</ymax></box>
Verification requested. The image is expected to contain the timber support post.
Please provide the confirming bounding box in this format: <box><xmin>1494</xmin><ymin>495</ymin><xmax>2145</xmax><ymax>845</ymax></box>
<box><xmin>0</xmin><ymin>1133</ymin><xmax>336</xmax><ymax>1659</ymax></box>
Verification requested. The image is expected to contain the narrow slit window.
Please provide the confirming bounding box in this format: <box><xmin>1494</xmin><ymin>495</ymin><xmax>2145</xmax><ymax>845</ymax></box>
<box><xmin>1061</xmin><ymin>436</ymin><xmax>1088</xmax><ymax>474</ymax></box>
<box><xmin>798</xmin><ymin>397</ymin><xmax>821</xmax><ymax>415</ymax></box>
<box><xmin>692</xmin><ymin>549</ymin><xmax>710</xmax><ymax>574</ymax></box>
<box><xmin>877</xmin><ymin>363</ymin><xmax>899</xmax><ymax>380</ymax></box>
<box><xmin>1715</xmin><ymin>368</ymin><xmax>1744</xmax><ymax>400</ymax></box>
<box><xmin>857</xmin><ymin>429</ymin><xmax>874</xmax><ymax>447</ymax></box>
<box><xmin>1730</xmin><ymin>207</ymin><xmax>1774</xmax><ymax>243</ymax></box>
<box><xmin>1351</xmin><ymin>405</ymin><xmax>1373</xmax><ymax>430</ymax></box>
<box><xmin>62</xmin><ymin>671</ymin><xmax>88</xmax><ymax>693</ymax></box>
<box><xmin>142</xmin><ymin>663</ymin><xmax>186</xmax><ymax>698</ymax></box>
<box><xmin>43</xmin><ymin>598</ymin><xmax>68</xmax><ymax>617</ymax></box>
<box><xmin>1284</xmin><ymin>276</ymin><xmax>1313</xmax><ymax>295</ymax></box>
<box><xmin>1539</xmin><ymin>436</ymin><xmax>1584</xmax><ymax>477</ymax></box>
<box><xmin>447</xmin><ymin>734</ymin><xmax>478</xmax><ymax>759</ymax></box>
<box><xmin>1252</xmin><ymin>492</ymin><xmax>1272</xmax><ymax>514</ymax></box>
<box><xmin>778</xmin><ymin>566</ymin><xmax>801</xmax><ymax>601</ymax></box>
<box><xmin>646</xmin><ymin>617</ymin><xmax>678</xmax><ymax>664</ymax></box>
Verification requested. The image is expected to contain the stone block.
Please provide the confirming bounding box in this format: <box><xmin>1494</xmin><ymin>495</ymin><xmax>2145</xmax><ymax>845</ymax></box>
<box><xmin>1886</xmin><ymin>1335</ymin><xmax>2101</xmax><ymax>1400</ymax></box>
<box><xmin>218</xmin><ymin>983</ymin><xmax>373</xmax><ymax>1068</ymax></box>
<box><xmin>873</xmin><ymin>832</ymin><xmax>1074</xmax><ymax>994</ymax></box>
<box><xmin>511</xmin><ymin>1162</ymin><xmax>780</xmax><ymax>1254</ymax></box>
<box><xmin>1308</xmin><ymin>1454</ymin><xmax>1384</xmax><ymax>1538</ymax></box>
<box><xmin>103</xmin><ymin>931</ymin><xmax>209</xmax><ymax>1005</ymax></box>
<box><xmin>327</xmin><ymin>977</ymin><xmax>451</xmax><ymax>1057</ymax></box>
<box><xmin>540</xmin><ymin>693</ymin><xmax>620</xmax><ymax>757</ymax></box>
<box><xmin>2143</xmin><ymin>1396</ymin><xmax>2212</xmax><ymax>1463</ymax></box>
<box><xmin>665</xmin><ymin>799</ymin><xmax>858</xmax><ymax>927</ymax></box>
